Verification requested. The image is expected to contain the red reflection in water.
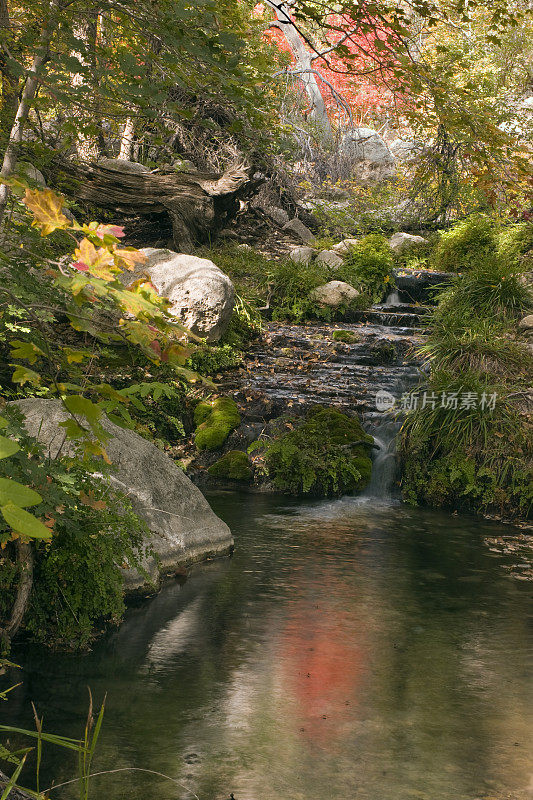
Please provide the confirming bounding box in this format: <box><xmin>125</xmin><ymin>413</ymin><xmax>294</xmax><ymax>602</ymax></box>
<box><xmin>279</xmin><ymin>592</ymin><xmax>369</xmax><ymax>747</ymax></box>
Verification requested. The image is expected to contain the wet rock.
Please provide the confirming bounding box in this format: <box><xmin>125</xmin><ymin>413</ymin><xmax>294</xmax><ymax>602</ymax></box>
<box><xmin>14</xmin><ymin>398</ymin><xmax>234</xmax><ymax>592</ymax></box>
<box><xmin>290</xmin><ymin>245</ymin><xmax>314</xmax><ymax>265</ymax></box>
<box><xmin>393</xmin><ymin>268</ymin><xmax>453</xmax><ymax>303</ymax></box>
<box><xmin>282</xmin><ymin>218</ymin><xmax>315</xmax><ymax>244</ymax></box>
<box><xmin>310</xmin><ymin>280</ymin><xmax>360</xmax><ymax>307</ymax></box>
<box><xmin>389</xmin><ymin>232</ymin><xmax>428</xmax><ymax>253</ymax></box>
<box><xmin>135</xmin><ymin>248</ymin><xmax>235</xmax><ymax>342</ymax></box>
<box><xmin>316</xmin><ymin>249</ymin><xmax>344</xmax><ymax>269</ymax></box>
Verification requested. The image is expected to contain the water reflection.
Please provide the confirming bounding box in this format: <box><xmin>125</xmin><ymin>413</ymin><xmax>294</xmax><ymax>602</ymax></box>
<box><xmin>3</xmin><ymin>494</ymin><xmax>532</xmax><ymax>800</ymax></box>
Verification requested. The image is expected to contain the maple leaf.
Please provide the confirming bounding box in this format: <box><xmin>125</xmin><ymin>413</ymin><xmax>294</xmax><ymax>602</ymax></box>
<box><xmin>23</xmin><ymin>188</ymin><xmax>71</xmax><ymax>235</ymax></box>
<box><xmin>113</xmin><ymin>247</ymin><xmax>146</xmax><ymax>271</ymax></box>
<box><xmin>73</xmin><ymin>238</ymin><xmax>116</xmax><ymax>280</ymax></box>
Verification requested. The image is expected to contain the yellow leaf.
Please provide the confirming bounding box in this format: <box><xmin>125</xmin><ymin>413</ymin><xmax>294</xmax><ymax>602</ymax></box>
<box><xmin>23</xmin><ymin>188</ymin><xmax>71</xmax><ymax>236</ymax></box>
<box><xmin>73</xmin><ymin>238</ymin><xmax>116</xmax><ymax>280</ymax></box>
<box><xmin>113</xmin><ymin>247</ymin><xmax>146</xmax><ymax>271</ymax></box>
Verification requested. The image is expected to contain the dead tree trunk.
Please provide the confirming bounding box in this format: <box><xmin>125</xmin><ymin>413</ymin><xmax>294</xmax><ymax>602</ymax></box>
<box><xmin>57</xmin><ymin>160</ymin><xmax>262</xmax><ymax>252</ymax></box>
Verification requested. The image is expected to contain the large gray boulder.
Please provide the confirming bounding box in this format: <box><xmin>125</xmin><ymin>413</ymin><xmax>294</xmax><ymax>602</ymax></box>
<box><xmin>136</xmin><ymin>248</ymin><xmax>234</xmax><ymax>342</ymax></box>
<box><xmin>339</xmin><ymin>128</ymin><xmax>396</xmax><ymax>182</ymax></box>
<box><xmin>290</xmin><ymin>245</ymin><xmax>314</xmax><ymax>265</ymax></box>
<box><xmin>310</xmin><ymin>280</ymin><xmax>360</xmax><ymax>308</ymax></box>
<box><xmin>389</xmin><ymin>232</ymin><xmax>428</xmax><ymax>253</ymax></box>
<box><xmin>282</xmin><ymin>217</ymin><xmax>316</xmax><ymax>244</ymax></box>
<box><xmin>316</xmin><ymin>249</ymin><xmax>343</xmax><ymax>269</ymax></box>
<box><xmin>14</xmin><ymin>398</ymin><xmax>234</xmax><ymax>592</ymax></box>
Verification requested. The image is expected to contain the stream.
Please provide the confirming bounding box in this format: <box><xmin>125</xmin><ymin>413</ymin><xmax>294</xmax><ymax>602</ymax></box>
<box><xmin>3</xmin><ymin>292</ymin><xmax>532</xmax><ymax>800</ymax></box>
<box><xmin>4</xmin><ymin>494</ymin><xmax>533</xmax><ymax>800</ymax></box>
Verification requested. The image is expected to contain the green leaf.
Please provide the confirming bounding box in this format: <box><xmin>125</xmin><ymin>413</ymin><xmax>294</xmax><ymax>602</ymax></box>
<box><xmin>0</xmin><ymin>478</ymin><xmax>42</xmax><ymax>508</ymax></box>
<box><xmin>9</xmin><ymin>340</ymin><xmax>45</xmax><ymax>365</ymax></box>
<box><xmin>63</xmin><ymin>395</ymin><xmax>102</xmax><ymax>425</ymax></box>
<box><xmin>11</xmin><ymin>364</ymin><xmax>41</xmax><ymax>386</ymax></box>
<box><xmin>0</xmin><ymin>417</ymin><xmax>7</xmax><ymax>429</ymax></box>
<box><xmin>1</xmin><ymin>502</ymin><xmax>52</xmax><ymax>539</ymax></box>
<box><xmin>0</xmin><ymin>435</ymin><xmax>20</xmax><ymax>459</ymax></box>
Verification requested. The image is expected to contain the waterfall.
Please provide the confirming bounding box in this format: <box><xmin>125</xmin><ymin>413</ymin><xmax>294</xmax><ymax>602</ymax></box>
<box><xmin>363</xmin><ymin>416</ymin><xmax>402</xmax><ymax>499</ymax></box>
<box><xmin>385</xmin><ymin>289</ymin><xmax>402</xmax><ymax>306</ymax></box>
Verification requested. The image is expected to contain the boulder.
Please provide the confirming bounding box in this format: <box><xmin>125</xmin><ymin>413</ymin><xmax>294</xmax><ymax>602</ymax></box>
<box><xmin>389</xmin><ymin>232</ymin><xmax>428</xmax><ymax>253</ymax></box>
<box><xmin>339</xmin><ymin>128</ymin><xmax>396</xmax><ymax>182</ymax></box>
<box><xmin>14</xmin><ymin>398</ymin><xmax>234</xmax><ymax>592</ymax></box>
<box><xmin>316</xmin><ymin>249</ymin><xmax>344</xmax><ymax>269</ymax></box>
<box><xmin>96</xmin><ymin>157</ymin><xmax>150</xmax><ymax>174</ymax></box>
<box><xmin>310</xmin><ymin>280</ymin><xmax>360</xmax><ymax>308</ymax></box>
<box><xmin>282</xmin><ymin>217</ymin><xmax>315</xmax><ymax>244</ymax></box>
<box><xmin>17</xmin><ymin>161</ymin><xmax>46</xmax><ymax>187</ymax></box>
<box><xmin>290</xmin><ymin>245</ymin><xmax>314</xmax><ymax>265</ymax></box>
<box><xmin>518</xmin><ymin>314</ymin><xmax>533</xmax><ymax>331</ymax></box>
<box><xmin>135</xmin><ymin>248</ymin><xmax>235</xmax><ymax>342</ymax></box>
<box><xmin>265</xmin><ymin>206</ymin><xmax>290</xmax><ymax>227</ymax></box>
<box><xmin>332</xmin><ymin>238</ymin><xmax>358</xmax><ymax>255</ymax></box>
<box><xmin>388</xmin><ymin>138</ymin><xmax>426</xmax><ymax>164</ymax></box>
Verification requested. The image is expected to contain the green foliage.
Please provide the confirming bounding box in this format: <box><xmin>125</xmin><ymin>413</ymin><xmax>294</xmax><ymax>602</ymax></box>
<box><xmin>188</xmin><ymin>344</ymin><xmax>242</xmax><ymax>376</ymax></box>
<box><xmin>221</xmin><ymin>295</ymin><xmax>262</xmax><ymax>349</ymax></box>
<box><xmin>267</xmin><ymin>258</ymin><xmax>329</xmax><ymax>322</ymax></box>
<box><xmin>0</xmin><ymin>408</ymin><xmax>148</xmax><ymax>649</ymax></box>
<box><xmin>332</xmin><ymin>329</ymin><xmax>359</xmax><ymax>343</ymax></box>
<box><xmin>207</xmin><ymin>450</ymin><xmax>252</xmax><ymax>481</ymax></box>
<box><xmin>194</xmin><ymin>396</ymin><xmax>241</xmax><ymax>451</ymax></box>
<box><xmin>336</xmin><ymin>234</ymin><xmax>394</xmax><ymax>303</ymax></box>
<box><xmin>432</xmin><ymin>214</ymin><xmax>498</xmax><ymax>273</ymax></box>
<box><xmin>401</xmin><ymin>216</ymin><xmax>533</xmax><ymax>519</ymax></box>
<box><xmin>254</xmin><ymin>406</ymin><xmax>373</xmax><ymax>497</ymax></box>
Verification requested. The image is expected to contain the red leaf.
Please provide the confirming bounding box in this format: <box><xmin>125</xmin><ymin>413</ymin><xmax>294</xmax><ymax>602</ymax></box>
<box><xmin>72</xmin><ymin>261</ymin><xmax>90</xmax><ymax>272</ymax></box>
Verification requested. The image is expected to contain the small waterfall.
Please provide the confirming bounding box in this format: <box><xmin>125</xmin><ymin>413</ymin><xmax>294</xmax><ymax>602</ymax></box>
<box><xmin>385</xmin><ymin>289</ymin><xmax>402</xmax><ymax>306</ymax></box>
<box><xmin>363</xmin><ymin>416</ymin><xmax>402</xmax><ymax>499</ymax></box>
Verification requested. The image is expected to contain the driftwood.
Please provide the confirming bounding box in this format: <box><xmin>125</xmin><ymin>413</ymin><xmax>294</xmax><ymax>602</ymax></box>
<box><xmin>57</xmin><ymin>160</ymin><xmax>263</xmax><ymax>252</ymax></box>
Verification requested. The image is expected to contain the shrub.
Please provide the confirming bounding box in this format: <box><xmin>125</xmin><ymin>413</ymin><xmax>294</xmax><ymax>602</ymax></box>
<box><xmin>267</xmin><ymin>258</ymin><xmax>329</xmax><ymax>322</ymax></box>
<box><xmin>336</xmin><ymin>233</ymin><xmax>394</xmax><ymax>303</ymax></box>
<box><xmin>208</xmin><ymin>450</ymin><xmax>252</xmax><ymax>481</ymax></box>
<box><xmin>432</xmin><ymin>214</ymin><xmax>498</xmax><ymax>273</ymax></box>
<box><xmin>254</xmin><ymin>406</ymin><xmax>373</xmax><ymax>497</ymax></box>
<box><xmin>194</xmin><ymin>396</ymin><xmax>241</xmax><ymax>450</ymax></box>
<box><xmin>188</xmin><ymin>343</ymin><xmax>242</xmax><ymax>376</ymax></box>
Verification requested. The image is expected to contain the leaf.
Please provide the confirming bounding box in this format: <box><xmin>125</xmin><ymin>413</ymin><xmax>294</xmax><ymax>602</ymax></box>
<box><xmin>1</xmin><ymin>502</ymin><xmax>52</xmax><ymax>539</ymax></box>
<box><xmin>63</xmin><ymin>395</ymin><xmax>102</xmax><ymax>426</ymax></box>
<box><xmin>79</xmin><ymin>491</ymin><xmax>107</xmax><ymax>510</ymax></box>
<box><xmin>11</xmin><ymin>365</ymin><xmax>41</xmax><ymax>386</ymax></box>
<box><xmin>73</xmin><ymin>239</ymin><xmax>116</xmax><ymax>280</ymax></box>
<box><xmin>9</xmin><ymin>340</ymin><xmax>45</xmax><ymax>365</ymax></box>
<box><xmin>23</xmin><ymin>188</ymin><xmax>71</xmax><ymax>235</ymax></box>
<box><xmin>112</xmin><ymin>247</ymin><xmax>146</xmax><ymax>271</ymax></box>
<box><xmin>0</xmin><ymin>436</ymin><xmax>20</xmax><ymax>459</ymax></box>
<box><xmin>0</xmin><ymin>478</ymin><xmax>42</xmax><ymax>508</ymax></box>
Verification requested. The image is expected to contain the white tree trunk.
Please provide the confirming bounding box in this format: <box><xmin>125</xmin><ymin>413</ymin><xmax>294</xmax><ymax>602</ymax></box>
<box><xmin>271</xmin><ymin>2</ymin><xmax>332</xmax><ymax>136</ymax></box>
<box><xmin>119</xmin><ymin>116</ymin><xmax>135</xmax><ymax>160</ymax></box>
<box><xmin>0</xmin><ymin>0</ymin><xmax>61</xmax><ymax>217</ymax></box>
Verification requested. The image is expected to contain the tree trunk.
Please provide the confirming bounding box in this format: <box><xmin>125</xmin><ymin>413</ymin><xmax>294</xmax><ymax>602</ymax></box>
<box><xmin>0</xmin><ymin>0</ymin><xmax>61</xmax><ymax>219</ymax></box>
<box><xmin>0</xmin><ymin>540</ymin><xmax>34</xmax><ymax>653</ymax></box>
<box><xmin>71</xmin><ymin>13</ymin><xmax>107</xmax><ymax>160</ymax></box>
<box><xmin>0</xmin><ymin>0</ymin><xmax>19</xmax><ymax>147</ymax></box>
<box><xmin>119</xmin><ymin>117</ymin><xmax>135</xmax><ymax>160</ymax></box>
<box><xmin>57</xmin><ymin>159</ymin><xmax>263</xmax><ymax>252</ymax></box>
<box><xmin>271</xmin><ymin>2</ymin><xmax>332</xmax><ymax>136</ymax></box>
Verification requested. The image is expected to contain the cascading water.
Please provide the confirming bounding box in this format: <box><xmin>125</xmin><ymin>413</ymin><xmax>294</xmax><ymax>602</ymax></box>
<box><xmin>363</xmin><ymin>416</ymin><xmax>402</xmax><ymax>499</ymax></box>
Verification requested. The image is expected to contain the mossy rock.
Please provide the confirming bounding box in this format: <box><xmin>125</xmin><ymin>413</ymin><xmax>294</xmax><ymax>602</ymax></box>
<box><xmin>333</xmin><ymin>329</ymin><xmax>359</xmax><ymax>343</ymax></box>
<box><xmin>194</xmin><ymin>396</ymin><xmax>241</xmax><ymax>451</ymax></box>
<box><xmin>208</xmin><ymin>450</ymin><xmax>252</xmax><ymax>481</ymax></box>
<box><xmin>256</xmin><ymin>406</ymin><xmax>373</xmax><ymax>497</ymax></box>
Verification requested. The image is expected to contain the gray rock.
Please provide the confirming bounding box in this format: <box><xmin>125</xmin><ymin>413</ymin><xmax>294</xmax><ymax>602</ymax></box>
<box><xmin>282</xmin><ymin>217</ymin><xmax>315</xmax><ymax>244</ymax></box>
<box><xmin>266</xmin><ymin>206</ymin><xmax>290</xmax><ymax>227</ymax></box>
<box><xmin>310</xmin><ymin>280</ymin><xmax>360</xmax><ymax>307</ymax></box>
<box><xmin>14</xmin><ymin>398</ymin><xmax>234</xmax><ymax>592</ymax></box>
<box><xmin>518</xmin><ymin>314</ymin><xmax>533</xmax><ymax>331</ymax></box>
<box><xmin>332</xmin><ymin>238</ymin><xmax>359</xmax><ymax>255</ymax></box>
<box><xmin>316</xmin><ymin>249</ymin><xmax>344</xmax><ymax>269</ymax></box>
<box><xmin>389</xmin><ymin>232</ymin><xmax>428</xmax><ymax>253</ymax></box>
<box><xmin>339</xmin><ymin>128</ymin><xmax>396</xmax><ymax>182</ymax></box>
<box><xmin>17</xmin><ymin>161</ymin><xmax>46</xmax><ymax>187</ymax></box>
<box><xmin>389</xmin><ymin>138</ymin><xmax>426</xmax><ymax>164</ymax></box>
<box><xmin>290</xmin><ymin>245</ymin><xmax>314</xmax><ymax>265</ymax></box>
<box><xmin>172</xmin><ymin>158</ymin><xmax>197</xmax><ymax>172</ymax></box>
<box><xmin>97</xmin><ymin>157</ymin><xmax>150</xmax><ymax>174</ymax></box>
<box><xmin>136</xmin><ymin>249</ymin><xmax>235</xmax><ymax>342</ymax></box>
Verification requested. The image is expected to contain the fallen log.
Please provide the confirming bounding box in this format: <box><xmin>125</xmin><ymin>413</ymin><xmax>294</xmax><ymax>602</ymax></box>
<box><xmin>55</xmin><ymin>159</ymin><xmax>263</xmax><ymax>252</ymax></box>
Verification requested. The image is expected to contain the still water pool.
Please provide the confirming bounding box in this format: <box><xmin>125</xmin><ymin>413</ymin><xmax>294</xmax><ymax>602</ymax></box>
<box><xmin>4</xmin><ymin>494</ymin><xmax>533</xmax><ymax>800</ymax></box>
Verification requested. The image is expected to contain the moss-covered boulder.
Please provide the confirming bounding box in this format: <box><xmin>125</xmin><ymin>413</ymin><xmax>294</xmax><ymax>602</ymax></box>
<box><xmin>194</xmin><ymin>396</ymin><xmax>241</xmax><ymax>451</ymax></box>
<box><xmin>332</xmin><ymin>329</ymin><xmax>359</xmax><ymax>343</ymax></box>
<box><xmin>254</xmin><ymin>406</ymin><xmax>373</xmax><ymax>497</ymax></box>
<box><xmin>208</xmin><ymin>450</ymin><xmax>252</xmax><ymax>481</ymax></box>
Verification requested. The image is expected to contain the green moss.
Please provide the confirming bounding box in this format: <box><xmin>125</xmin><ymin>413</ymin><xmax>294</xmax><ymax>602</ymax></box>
<box><xmin>208</xmin><ymin>450</ymin><xmax>252</xmax><ymax>481</ymax></box>
<box><xmin>333</xmin><ymin>329</ymin><xmax>359</xmax><ymax>343</ymax></box>
<box><xmin>254</xmin><ymin>406</ymin><xmax>373</xmax><ymax>497</ymax></box>
<box><xmin>194</xmin><ymin>396</ymin><xmax>241</xmax><ymax>451</ymax></box>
